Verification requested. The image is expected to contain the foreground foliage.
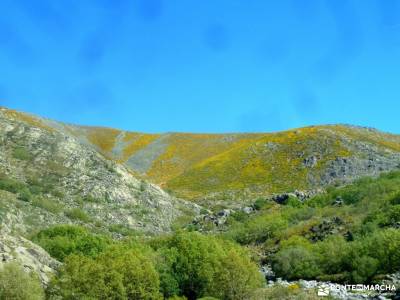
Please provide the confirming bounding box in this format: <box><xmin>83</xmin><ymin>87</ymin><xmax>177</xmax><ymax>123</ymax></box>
<box><xmin>152</xmin><ymin>231</ymin><xmax>263</xmax><ymax>299</ymax></box>
<box><xmin>35</xmin><ymin>228</ymin><xmax>262</xmax><ymax>299</ymax></box>
<box><xmin>0</xmin><ymin>262</ymin><xmax>44</xmax><ymax>300</ymax></box>
<box><xmin>48</xmin><ymin>245</ymin><xmax>161</xmax><ymax>300</ymax></box>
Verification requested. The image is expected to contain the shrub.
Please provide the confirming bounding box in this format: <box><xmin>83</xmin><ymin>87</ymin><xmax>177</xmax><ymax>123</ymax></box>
<box><xmin>18</xmin><ymin>188</ymin><xmax>33</xmax><ymax>202</ymax></box>
<box><xmin>253</xmin><ymin>197</ymin><xmax>266</xmax><ymax>210</ymax></box>
<box><xmin>227</xmin><ymin>213</ymin><xmax>287</xmax><ymax>244</ymax></box>
<box><xmin>350</xmin><ymin>255</ymin><xmax>379</xmax><ymax>283</ymax></box>
<box><xmin>32</xmin><ymin>197</ymin><xmax>62</xmax><ymax>214</ymax></box>
<box><xmin>108</xmin><ymin>224</ymin><xmax>142</xmax><ymax>237</ymax></box>
<box><xmin>0</xmin><ymin>178</ymin><xmax>31</xmax><ymax>201</ymax></box>
<box><xmin>65</xmin><ymin>208</ymin><xmax>91</xmax><ymax>222</ymax></box>
<box><xmin>390</xmin><ymin>192</ymin><xmax>400</xmax><ymax>205</ymax></box>
<box><xmin>273</xmin><ymin>246</ymin><xmax>321</xmax><ymax>280</ymax></box>
<box><xmin>33</xmin><ymin>225</ymin><xmax>110</xmax><ymax>261</ymax></box>
<box><xmin>49</xmin><ymin>245</ymin><xmax>161</xmax><ymax>300</ymax></box>
<box><xmin>0</xmin><ymin>262</ymin><xmax>44</xmax><ymax>300</ymax></box>
<box><xmin>12</xmin><ymin>147</ymin><xmax>32</xmax><ymax>161</ymax></box>
<box><xmin>314</xmin><ymin>236</ymin><xmax>350</xmax><ymax>275</ymax></box>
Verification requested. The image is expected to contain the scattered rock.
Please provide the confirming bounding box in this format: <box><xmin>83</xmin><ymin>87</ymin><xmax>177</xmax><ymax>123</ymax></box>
<box><xmin>308</xmin><ymin>217</ymin><xmax>345</xmax><ymax>242</ymax></box>
<box><xmin>242</xmin><ymin>206</ymin><xmax>254</xmax><ymax>214</ymax></box>
<box><xmin>303</xmin><ymin>155</ymin><xmax>319</xmax><ymax>168</ymax></box>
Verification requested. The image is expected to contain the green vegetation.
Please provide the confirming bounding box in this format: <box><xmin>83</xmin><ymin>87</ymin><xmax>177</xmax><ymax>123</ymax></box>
<box><xmin>18</xmin><ymin>172</ymin><xmax>400</xmax><ymax>298</ymax></box>
<box><xmin>0</xmin><ymin>177</ymin><xmax>33</xmax><ymax>202</ymax></box>
<box><xmin>48</xmin><ymin>245</ymin><xmax>161</xmax><ymax>300</ymax></box>
<box><xmin>31</xmin><ymin>226</ymin><xmax>262</xmax><ymax>299</ymax></box>
<box><xmin>31</xmin><ymin>197</ymin><xmax>62</xmax><ymax>214</ymax></box>
<box><xmin>222</xmin><ymin>171</ymin><xmax>400</xmax><ymax>284</ymax></box>
<box><xmin>12</xmin><ymin>147</ymin><xmax>32</xmax><ymax>161</ymax></box>
<box><xmin>33</xmin><ymin>225</ymin><xmax>111</xmax><ymax>261</ymax></box>
<box><xmin>0</xmin><ymin>174</ymin><xmax>67</xmax><ymax>205</ymax></box>
<box><xmin>0</xmin><ymin>262</ymin><xmax>44</xmax><ymax>300</ymax></box>
<box><xmin>65</xmin><ymin>208</ymin><xmax>91</xmax><ymax>223</ymax></box>
<box><xmin>108</xmin><ymin>224</ymin><xmax>143</xmax><ymax>237</ymax></box>
<box><xmin>152</xmin><ymin>231</ymin><xmax>263</xmax><ymax>299</ymax></box>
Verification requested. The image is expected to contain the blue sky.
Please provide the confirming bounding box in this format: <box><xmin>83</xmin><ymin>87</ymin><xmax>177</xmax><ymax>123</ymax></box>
<box><xmin>0</xmin><ymin>0</ymin><xmax>399</xmax><ymax>133</ymax></box>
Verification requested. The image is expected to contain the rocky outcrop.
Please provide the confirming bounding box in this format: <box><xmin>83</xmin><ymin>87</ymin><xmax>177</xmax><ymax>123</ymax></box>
<box><xmin>0</xmin><ymin>107</ymin><xmax>199</xmax><ymax>235</ymax></box>
<box><xmin>0</xmin><ymin>229</ymin><xmax>60</xmax><ymax>286</ymax></box>
<box><xmin>270</xmin><ymin>189</ymin><xmax>325</xmax><ymax>204</ymax></box>
<box><xmin>307</xmin><ymin>217</ymin><xmax>347</xmax><ymax>242</ymax></box>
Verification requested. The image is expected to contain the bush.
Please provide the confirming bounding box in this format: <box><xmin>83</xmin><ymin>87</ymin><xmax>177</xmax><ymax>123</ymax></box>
<box><xmin>155</xmin><ymin>231</ymin><xmax>263</xmax><ymax>299</ymax></box>
<box><xmin>32</xmin><ymin>197</ymin><xmax>62</xmax><ymax>214</ymax></box>
<box><xmin>273</xmin><ymin>246</ymin><xmax>321</xmax><ymax>280</ymax></box>
<box><xmin>227</xmin><ymin>213</ymin><xmax>287</xmax><ymax>244</ymax></box>
<box><xmin>351</xmin><ymin>256</ymin><xmax>379</xmax><ymax>283</ymax></box>
<box><xmin>253</xmin><ymin>197</ymin><xmax>266</xmax><ymax>210</ymax></box>
<box><xmin>65</xmin><ymin>208</ymin><xmax>91</xmax><ymax>222</ymax></box>
<box><xmin>33</xmin><ymin>225</ymin><xmax>110</xmax><ymax>261</ymax></box>
<box><xmin>18</xmin><ymin>188</ymin><xmax>33</xmax><ymax>202</ymax></box>
<box><xmin>0</xmin><ymin>262</ymin><xmax>44</xmax><ymax>300</ymax></box>
<box><xmin>48</xmin><ymin>245</ymin><xmax>161</xmax><ymax>300</ymax></box>
<box><xmin>314</xmin><ymin>236</ymin><xmax>350</xmax><ymax>276</ymax></box>
<box><xmin>108</xmin><ymin>224</ymin><xmax>142</xmax><ymax>237</ymax></box>
<box><xmin>0</xmin><ymin>178</ymin><xmax>32</xmax><ymax>201</ymax></box>
<box><xmin>12</xmin><ymin>147</ymin><xmax>32</xmax><ymax>161</ymax></box>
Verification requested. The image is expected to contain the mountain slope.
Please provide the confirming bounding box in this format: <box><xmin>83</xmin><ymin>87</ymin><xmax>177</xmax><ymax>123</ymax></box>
<box><xmin>65</xmin><ymin>122</ymin><xmax>400</xmax><ymax>202</ymax></box>
<box><xmin>0</xmin><ymin>107</ymin><xmax>198</xmax><ymax>236</ymax></box>
<box><xmin>2</xmin><ymin>107</ymin><xmax>400</xmax><ymax>204</ymax></box>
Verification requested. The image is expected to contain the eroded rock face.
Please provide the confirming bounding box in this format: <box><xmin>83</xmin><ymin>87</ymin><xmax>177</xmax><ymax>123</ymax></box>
<box><xmin>0</xmin><ymin>230</ymin><xmax>60</xmax><ymax>286</ymax></box>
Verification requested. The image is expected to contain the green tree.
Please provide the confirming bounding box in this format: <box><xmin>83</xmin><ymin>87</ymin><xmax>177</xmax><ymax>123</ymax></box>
<box><xmin>273</xmin><ymin>246</ymin><xmax>321</xmax><ymax>280</ymax></box>
<box><xmin>211</xmin><ymin>247</ymin><xmax>264</xmax><ymax>300</ymax></box>
<box><xmin>155</xmin><ymin>232</ymin><xmax>263</xmax><ymax>300</ymax></box>
<box><xmin>49</xmin><ymin>245</ymin><xmax>161</xmax><ymax>300</ymax></box>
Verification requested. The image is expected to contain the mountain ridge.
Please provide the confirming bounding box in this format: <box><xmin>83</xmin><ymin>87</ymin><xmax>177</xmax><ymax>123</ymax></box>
<box><xmin>2</xmin><ymin>106</ymin><xmax>400</xmax><ymax>205</ymax></box>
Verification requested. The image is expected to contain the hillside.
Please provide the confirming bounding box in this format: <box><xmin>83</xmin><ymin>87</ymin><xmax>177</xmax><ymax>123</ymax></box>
<box><xmin>0</xmin><ymin>107</ymin><xmax>198</xmax><ymax>236</ymax></box>
<box><xmin>70</xmin><ymin>124</ymin><xmax>400</xmax><ymax>203</ymax></box>
<box><xmin>2</xmin><ymin>107</ymin><xmax>400</xmax><ymax>204</ymax></box>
